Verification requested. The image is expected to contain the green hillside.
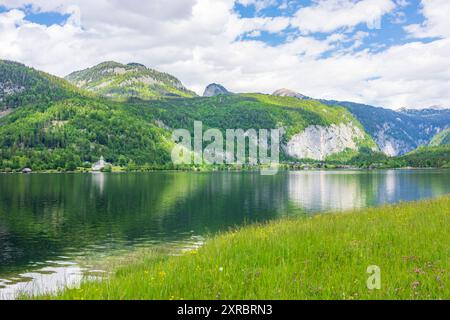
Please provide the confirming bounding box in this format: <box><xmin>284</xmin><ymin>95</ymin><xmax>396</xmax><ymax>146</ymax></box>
<box><xmin>133</xmin><ymin>93</ymin><xmax>377</xmax><ymax>150</ymax></box>
<box><xmin>430</xmin><ymin>128</ymin><xmax>450</xmax><ymax>146</ymax></box>
<box><xmin>0</xmin><ymin>61</ymin><xmax>174</xmax><ymax>171</ymax></box>
<box><xmin>0</xmin><ymin>98</ymin><xmax>173</xmax><ymax>171</ymax></box>
<box><xmin>0</xmin><ymin>93</ymin><xmax>377</xmax><ymax>170</ymax></box>
<box><xmin>398</xmin><ymin>145</ymin><xmax>450</xmax><ymax>168</ymax></box>
<box><xmin>65</xmin><ymin>61</ymin><xmax>196</xmax><ymax>100</ymax></box>
<box><xmin>0</xmin><ymin>60</ymin><xmax>80</xmax><ymax>109</ymax></box>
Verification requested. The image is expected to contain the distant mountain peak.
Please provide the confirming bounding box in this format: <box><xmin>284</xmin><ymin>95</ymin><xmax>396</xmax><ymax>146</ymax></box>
<box><xmin>203</xmin><ymin>83</ymin><xmax>231</xmax><ymax>97</ymax></box>
<box><xmin>272</xmin><ymin>88</ymin><xmax>309</xmax><ymax>100</ymax></box>
<box><xmin>66</xmin><ymin>61</ymin><xmax>196</xmax><ymax>100</ymax></box>
<box><xmin>399</xmin><ymin>105</ymin><xmax>449</xmax><ymax>112</ymax></box>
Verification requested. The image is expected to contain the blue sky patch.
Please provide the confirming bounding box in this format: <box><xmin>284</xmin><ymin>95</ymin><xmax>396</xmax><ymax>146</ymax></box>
<box><xmin>233</xmin><ymin>0</ymin><xmax>431</xmax><ymax>55</ymax></box>
<box><xmin>0</xmin><ymin>4</ymin><xmax>69</xmax><ymax>26</ymax></box>
<box><xmin>22</xmin><ymin>3</ymin><xmax>70</xmax><ymax>26</ymax></box>
<box><xmin>25</xmin><ymin>11</ymin><xmax>69</xmax><ymax>26</ymax></box>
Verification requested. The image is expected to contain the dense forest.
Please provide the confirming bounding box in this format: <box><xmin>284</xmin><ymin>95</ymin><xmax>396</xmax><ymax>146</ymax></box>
<box><xmin>0</xmin><ymin>60</ymin><xmax>80</xmax><ymax>109</ymax></box>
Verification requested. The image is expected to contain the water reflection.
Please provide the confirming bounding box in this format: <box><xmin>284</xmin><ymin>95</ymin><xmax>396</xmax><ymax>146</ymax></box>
<box><xmin>288</xmin><ymin>170</ymin><xmax>449</xmax><ymax>212</ymax></box>
<box><xmin>0</xmin><ymin>170</ymin><xmax>448</xmax><ymax>299</ymax></box>
<box><xmin>0</xmin><ymin>263</ymin><xmax>83</xmax><ymax>300</ymax></box>
<box><xmin>288</xmin><ymin>171</ymin><xmax>369</xmax><ymax>211</ymax></box>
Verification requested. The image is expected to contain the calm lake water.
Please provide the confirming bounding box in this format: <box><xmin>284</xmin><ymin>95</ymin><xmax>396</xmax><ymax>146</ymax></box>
<box><xmin>0</xmin><ymin>170</ymin><xmax>449</xmax><ymax>299</ymax></box>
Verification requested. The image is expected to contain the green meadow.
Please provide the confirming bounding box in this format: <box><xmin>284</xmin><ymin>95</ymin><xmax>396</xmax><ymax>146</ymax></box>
<box><xmin>35</xmin><ymin>196</ymin><xmax>449</xmax><ymax>300</ymax></box>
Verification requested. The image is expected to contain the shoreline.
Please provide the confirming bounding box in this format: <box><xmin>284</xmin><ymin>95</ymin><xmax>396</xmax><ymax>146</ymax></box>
<box><xmin>32</xmin><ymin>196</ymin><xmax>450</xmax><ymax>300</ymax></box>
<box><xmin>1</xmin><ymin>166</ymin><xmax>449</xmax><ymax>175</ymax></box>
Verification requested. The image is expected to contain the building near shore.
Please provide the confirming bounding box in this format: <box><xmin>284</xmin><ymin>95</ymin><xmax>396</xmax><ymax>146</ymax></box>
<box><xmin>92</xmin><ymin>156</ymin><xmax>111</xmax><ymax>171</ymax></box>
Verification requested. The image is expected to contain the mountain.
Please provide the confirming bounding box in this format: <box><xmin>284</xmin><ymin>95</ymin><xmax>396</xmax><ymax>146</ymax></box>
<box><xmin>1</xmin><ymin>60</ymin><xmax>447</xmax><ymax>171</ymax></box>
<box><xmin>317</xmin><ymin>101</ymin><xmax>449</xmax><ymax>156</ymax></box>
<box><xmin>0</xmin><ymin>60</ymin><xmax>378</xmax><ymax>171</ymax></box>
<box><xmin>203</xmin><ymin>83</ymin><xmax>231</xmax><ymax>97</ymax></box>
<box><xmin>66</xmin><ymin>61</ymin><xmax>196</xmax><ymax>100</ymax></box>
<box><xmin>138</xmin><ymin>93</ymin><xmax>378</xmax><ymax>162</ymax></box>
<box><xmin>430</xmin><ymin>128</ymin><xmax>450</xmax><ymax>146</ymax></box>
<box><xmin>399</xmin><ymin>107</ymin><xmax>450</xmax><ymax>116</ymax></box>
<box><xmin>0</xmin><ymin>60</ymin><xmax>78</xmax><ymax>110</ymax></box>
<box><xmin>270</xmin><ymin>89</ymin><xmax>450</xmax><ymax>156</ymax></box>
<box><xmin>0</xmin><ymin>61</ymin><xmax>175</xmax><ymax>171</ymax></box>
<box><xmin>273</xmin><ymin>88</ymin><xmax>309</xmax><ymax>100</ymax></box>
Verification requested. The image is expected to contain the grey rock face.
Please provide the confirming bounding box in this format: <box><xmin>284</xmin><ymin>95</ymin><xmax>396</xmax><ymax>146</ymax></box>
<box><xmin>284</xmin><ymin>123</ymin><xmax>366</xmax><ymax>161</ymax></box>
<box><xmin>203</xmin><ymin>83</ymin><xmax>231</xmax><ymax>97</ymax></box>
<box><xmin>0</xmin><ymin>82</ymin><xmax>25</xmax><ymax>101</ymax></box>
<box><xmin>272</xmin><ymin>88</ymin><xmax>309</xmax><ymax>100</ymax></box>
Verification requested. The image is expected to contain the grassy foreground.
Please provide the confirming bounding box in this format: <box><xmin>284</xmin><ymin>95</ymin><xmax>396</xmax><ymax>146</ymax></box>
<box><xmin>38</xmin><ymin>197</ymin><xmax>449</xmax><ymax>300</ymax></box>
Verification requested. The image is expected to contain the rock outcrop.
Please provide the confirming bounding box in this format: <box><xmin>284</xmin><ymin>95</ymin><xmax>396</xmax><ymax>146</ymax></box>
<box><xmin>272</xmin><ymin>88</ymin><xmax>309</xmax><ymax>100</ymax></box>
<box><xmin>203</xmin><ymin>83</ymin><xmax>231</xmax><ymax>97</ymax></box>
<box><xmin>284</xmin><ymin>123</ymin><xmax>365</xmax><ymax>161</ymax></box>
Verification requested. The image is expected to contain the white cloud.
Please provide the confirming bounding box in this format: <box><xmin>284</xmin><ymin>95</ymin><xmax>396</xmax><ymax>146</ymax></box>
<box><xmin>396</xmin><ymin>0</ymin><xmax>409</xmax><ymax>7</ymax></box>
<box><xmin>238</xmin><ymin>16</ymin><xmax>290</xmax><ymax>34</ymax></box>
<box><xmin>0</xmin><ymin>0</ymin><xmax>449</xmax><ymax>109</ymax></box>
<box><xmin>292</xmin><ymin>0</ymin><xmax>396</xmax><ymax>34</ymax></box>
<box><xmin>405</xmin><ymin>0</ymin><xmax>450</xmax><ymax>38</ymax></box>
<box><xmin>236</xmin><ymin>0</ymin><xmax>278</xmax><ymax>12</ymax></box>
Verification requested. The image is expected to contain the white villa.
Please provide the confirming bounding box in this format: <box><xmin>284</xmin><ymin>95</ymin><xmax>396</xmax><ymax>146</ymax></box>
<box><xmin>92</xmin><ymin>156</ymin><xmax>111</xmax><ymax>171</ymax></box>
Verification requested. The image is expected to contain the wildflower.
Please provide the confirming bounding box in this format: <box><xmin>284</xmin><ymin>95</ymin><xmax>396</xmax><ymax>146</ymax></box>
<box><xmin>414</xmin><ymin>268</ymin><xmax>425</xmax><ymax>274</ymax></box>
<box><xmin>219</xmin><ymin>267</ymin><xmax>224</xmax><ymax>272</ymax></box>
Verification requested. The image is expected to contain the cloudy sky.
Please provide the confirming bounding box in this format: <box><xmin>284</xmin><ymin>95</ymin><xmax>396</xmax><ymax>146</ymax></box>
<box><xmin>0</xmin><ymin>0</ymin><xmax>449</xmax><ymax>109</ymax></box>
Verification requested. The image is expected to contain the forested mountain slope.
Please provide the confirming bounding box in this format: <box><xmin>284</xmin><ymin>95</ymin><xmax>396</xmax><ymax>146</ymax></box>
<box><xmin>430</xmin><ymin>128</ymin><xmax>450</xmax><ymax>146</ymax></box>
<box><xmin>0</xmin><ymin>60</ymin><xmax>80</xmax><ymax>110</ymax></box>
<box><xmin>66</xmin><ymin>61</ymin><xmax>196</xmax><ymax>100</ymax></box>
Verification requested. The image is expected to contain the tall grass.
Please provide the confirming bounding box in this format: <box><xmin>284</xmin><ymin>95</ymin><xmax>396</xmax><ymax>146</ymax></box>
<box><xmin>37</xmin><ymin>197</ymin><xmax>449</xmax><ymax>300</ymax></box>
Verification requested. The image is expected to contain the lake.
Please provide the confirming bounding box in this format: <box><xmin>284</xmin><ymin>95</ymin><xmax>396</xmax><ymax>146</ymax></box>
<box><xmin>0</xmin><ymin>170</ymin><xmax>449</xmax><ymax>299</ymax></box>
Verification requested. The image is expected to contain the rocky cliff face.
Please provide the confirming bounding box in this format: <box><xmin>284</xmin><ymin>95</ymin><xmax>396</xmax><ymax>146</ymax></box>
<box><xmin>284</xmin><ymin>122</ymin><xmax>366</xmax><ymax>161</ymax></box>
<box><xmin>272</xmin><ymin>88</ymin><xmax>309</xmax><ymax>100</ymax></box>
<box><xmin>203</xmin><ymin>83</ymin><xmax>231</xmax><ymax>97</ymax></box>
<box><xmin>0</xmin><ymin>83</ymin><xmax>25</xmax><ymax>100</ymax></box>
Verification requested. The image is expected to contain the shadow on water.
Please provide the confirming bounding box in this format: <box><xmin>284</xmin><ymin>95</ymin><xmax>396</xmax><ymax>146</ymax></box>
<box><xmin>0</xmin><ymin>169</ymin><xmax>449</xmax><ymax>298</ymax></box>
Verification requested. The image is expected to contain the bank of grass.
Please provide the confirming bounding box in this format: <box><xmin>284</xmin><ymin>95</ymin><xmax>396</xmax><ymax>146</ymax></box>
<box><xmin>37</xmin><ymin>197</ymin><xmax>449</xmax><ymax>300</ymax></box>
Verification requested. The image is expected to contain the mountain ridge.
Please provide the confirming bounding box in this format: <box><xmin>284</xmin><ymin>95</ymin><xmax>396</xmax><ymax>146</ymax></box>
<box><xmin>268</xmin><ymin>88</ymin><xmax>450</xmax><ymax>156</ymax></box>
<box><xmin>65</xmin><ymin>61</ymin><xmax>196</xmax><ymax>100</ymax></box>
